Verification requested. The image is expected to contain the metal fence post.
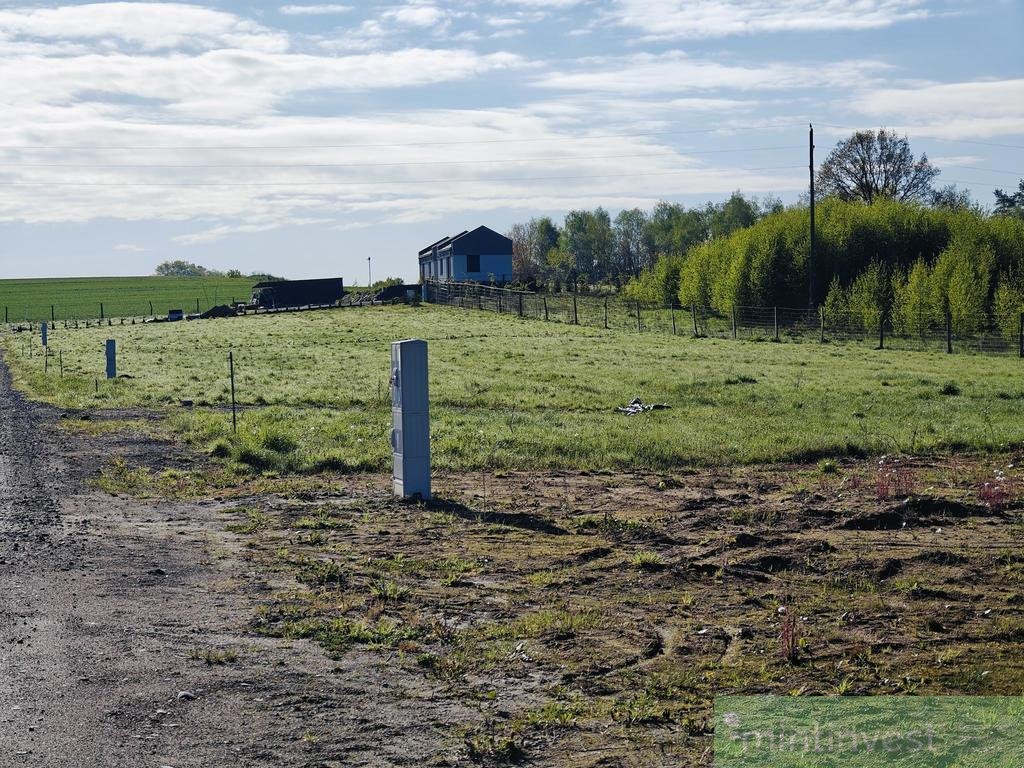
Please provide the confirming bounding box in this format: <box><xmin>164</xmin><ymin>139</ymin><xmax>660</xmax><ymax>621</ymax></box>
<box><xmin>878</xmin><ymin>313</ymin><xmax>885</xmax><ymax>350</ymax></box>
<box><xmin>50</xmin><ymin>305</ymin><xmax>55</xmax><ymax>322</ymax></box>
<box><xmin>229</xmin><ymin>350</ymin><xmax>237</xmax><ymax>434</ymax></box>
<box><xmin>100</xmin><ymin>302</ymin><xmax>104</xmax><ymax>320</ymax></box>
<box><xmin>946</xmin><ymin>308</ymin><xmax>953</xmax><ymax>354</ymax></box>
<box><xmin>543</xmin><ymin>295</ymin><xmax>548</xmax><ymax>321</ymax></box>
<box><xmin>671</xmin><ymin>304</ymin><xmax>676</xmax><ymax>335</ymax></box>
<box><xmin>604</xmin><ymin>297</ymin><xmax>608</xmax><ymax>329</ymax></box>
<box><xmin>518</xmin><ymin>294</ymin><xmax>523</xmax><ymax>317</ymax></box>
<box><xmin>691</xmin><ymin>305</ymin><xmax>698</xmax><ymax>337</ymax></box>
<box><xmin>635</xmin><ymin>301</ymin><xmax>641</xmax><ymax>332</ymax></box>
<box><xmin>572</xmin><ymin>295</ymin><xmax>578</xmax><ymax>325</ymax></box>
<box><xmin>819</xmin><ymin>307</ymin><xmax>825</xmax><ymax>343</ymax></box>
<box><xmin>731</xmin><ymin>305</ymin><xmax>737</xmax><ymax>339</ymax></box>
<box><xmin>773</xmin><ymin>306</ymin><xmax>778</xmax><ymax>341</ymax></box>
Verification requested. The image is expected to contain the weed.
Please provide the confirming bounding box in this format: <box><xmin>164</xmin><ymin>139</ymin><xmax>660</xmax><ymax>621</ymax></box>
<box><xmin>610</xmin><ymin>692</ymin><xmax>667</xmax><ymax>725</ymax></box>
<box><xmin>190</xmin><ymin>647</ymin><xmax>239</xmax><ymax>665</ymax></box>
<box><xmin>225</xmin><ymin>507</ymin><xmax>271</xmax><ymax>534</ymax></box>
<box><xmin>817</xmin><ymin>458</ymin><xmax>839</xmax><ymax>475</ymax></box>
<box><xmin>940</xmin><ymin>381</ymin><xmax>962</xmax><ymax>396</ymax></box>
<box><xmin>631</xmin><ymin>551</ymin><xmax>666</xmax><ymax>571</ymax></box>
<box><xmin>779</xmin><ymin>612</ymin><xmax>800</xmax><ymax>663</ymax></box>
<box><xmin>875</xmin><ymin>455</ymin><xmax>915</xmax><ymax>500</ymax></box>
<box><xmin>369</xmin><ymin>577</ymin><xmax>410</xmax><ymax>603</ymax></box>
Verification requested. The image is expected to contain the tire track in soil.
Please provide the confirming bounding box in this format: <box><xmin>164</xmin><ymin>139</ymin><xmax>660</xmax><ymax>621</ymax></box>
<box><xmin>0</xmin><ymin>356</ymin><xmax>464</xmax><ymax>767</ymax></box>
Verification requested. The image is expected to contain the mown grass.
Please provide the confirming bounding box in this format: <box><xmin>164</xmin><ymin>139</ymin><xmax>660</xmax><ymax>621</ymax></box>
<box><xmin>0</xmin><ymin>275</ymin><xmax>257</xmax><ymax>322</ymax></box>
<box><xmin>4</xmin><ymin>303</ymin><xmax>1024</xmax><ymax>473</ymax></box>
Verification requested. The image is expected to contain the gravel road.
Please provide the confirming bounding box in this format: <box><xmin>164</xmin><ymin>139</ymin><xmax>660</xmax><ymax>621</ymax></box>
<box><xmin>0</xmin><ymin>358</ymin><xmax>459</xmax><ymax>768</ymax></box>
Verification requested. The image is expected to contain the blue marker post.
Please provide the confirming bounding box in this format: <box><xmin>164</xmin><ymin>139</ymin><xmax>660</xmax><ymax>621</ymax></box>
<box><xmin>105</xmin><ymin>339</ymin><xmax>116</xmax><ymax>379</ymax></box>
<box><xmin>41</xmin><ymin>322</ymin><xmax>48</xmax><ymax>347</ymax></box>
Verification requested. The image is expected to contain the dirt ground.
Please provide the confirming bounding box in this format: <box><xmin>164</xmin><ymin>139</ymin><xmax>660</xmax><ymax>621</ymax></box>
<box><xmin>2</xmin><ymin>356</ymin><xmax>1023</xmax><ymax>767</ymax></box>
<box><xmin>0</xmin><ymin>361</ymin><xmax>468</xmax><ymax>767</ymax></box>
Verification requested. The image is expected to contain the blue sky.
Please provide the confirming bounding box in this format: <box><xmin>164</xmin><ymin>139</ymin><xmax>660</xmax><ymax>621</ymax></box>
<box><xmin>0</xmin><ymin>0</ymin><xmax>1021</xmax><ymax>283</ymax></box>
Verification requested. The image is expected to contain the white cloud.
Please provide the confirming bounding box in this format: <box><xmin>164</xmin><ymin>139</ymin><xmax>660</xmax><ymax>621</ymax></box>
<box><xmin>0</xmin><ymin>48</ymin><xmax>525</xmax><ymax>119</ymax></box>
<box><xmin>114</xmin><ymin>243</ymin><xmax>147</xmax><ymax>252</ymax></box>
<box><xmin>0</xmin><ymin>3</ymin><xmax>289</xmax><ymax>52</ymax></box>
<box><xmin>280</xmin><ymin>4</ymin><xmax>353</xmax><ymax>15</ymax></box>
<box><xmin>851</xmin><ymin>79</ymin><xmax>1024</xmax><ymax>138</ymax></box>
<box><xmin>536</xmin><ymin>51</ymin><xmax>889</xmax><ymax>94</ymax></box>
<box><xmin>606</xmin><ymin>0</ymin><xmax>930</xmax><ymax>40</ymax></box>
<box><xmin>383</xmin><ymin>2</ymin><xmax>450</xmax><ymax>28</ymax></box>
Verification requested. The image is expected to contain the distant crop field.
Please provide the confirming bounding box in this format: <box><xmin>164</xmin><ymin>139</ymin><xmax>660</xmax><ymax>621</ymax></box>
<box><xmin>5</xmin><ymin>303</ymin><xmax>1024</xmax><ymax>474</ymax></box>
<box><xmin>0</xmin><ymin>275</ymin><xmax>258</xmax><ymax>322</ymax></box>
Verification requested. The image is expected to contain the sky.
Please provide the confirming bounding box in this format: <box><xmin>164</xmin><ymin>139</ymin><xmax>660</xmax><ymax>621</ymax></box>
<box><xmin>0</xmin><ymin>0</ymin><xmax>1021</xmax><ymax>283</ymax></box>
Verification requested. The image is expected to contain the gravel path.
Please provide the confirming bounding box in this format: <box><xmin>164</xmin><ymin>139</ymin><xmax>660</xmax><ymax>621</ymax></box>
<box><xmin>0</xmin><ymin>358</ymin><xmax>457</xmax><ymax>767</ymax></box>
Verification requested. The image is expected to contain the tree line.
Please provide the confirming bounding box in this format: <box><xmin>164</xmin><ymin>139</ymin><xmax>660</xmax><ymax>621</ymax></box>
<box><xmin>508</xmin><ymin>192</ymin><xmax>784</xmax><ymax>291</ymax></box>
<box><xmin>506</xmin><ymin>129</ymin><xmax>1024</xmax><ymax>339</ymax></box>
<box><xmin>155</xmin><ymin>260</ymin><xmax>282</xmax><ymax>282</ymax></box>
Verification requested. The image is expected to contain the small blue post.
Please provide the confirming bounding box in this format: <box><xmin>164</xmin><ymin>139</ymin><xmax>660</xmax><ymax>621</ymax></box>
<box><xmin>41</xmin><ymin>322</ymin><xmax>48</xmax><ymax>347</ymax></box>
<box><xmin>105</xmin><ymin>339</ymin><xmax>116</xmax><ymax>379</ymax></box>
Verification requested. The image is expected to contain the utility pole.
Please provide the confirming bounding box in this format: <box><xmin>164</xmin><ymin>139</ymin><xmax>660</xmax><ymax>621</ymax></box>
<box><xmin>367</xmin><ymin>256</ymin><xmax>372</xmax><ymax>289</ymax></box>
<box><xmin>809</xmin><ymin>123</ymin><xmax>816</xmax><ymax>310</ymax></box>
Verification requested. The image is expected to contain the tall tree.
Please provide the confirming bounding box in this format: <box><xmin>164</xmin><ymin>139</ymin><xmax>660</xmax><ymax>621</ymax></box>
<box><xmin>613</xmin><ymin>208</ymin><xmax>651</xmax><ymax>277</ymax></box>
<box><xmin>817</xmin><ymin>129</ymin><xmax>940</xmax><ymax>204</ymax></box>
<box><xmin>994</xmin><ymin>179</ymin><xmax>1024</xmax><ymax>219</ymax></box>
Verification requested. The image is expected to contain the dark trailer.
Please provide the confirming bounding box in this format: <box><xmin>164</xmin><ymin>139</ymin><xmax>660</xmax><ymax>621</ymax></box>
<box><xmin>251</xmin><ymin>278</ymin><xmax>345</xmax><ymax>309</ymax></box>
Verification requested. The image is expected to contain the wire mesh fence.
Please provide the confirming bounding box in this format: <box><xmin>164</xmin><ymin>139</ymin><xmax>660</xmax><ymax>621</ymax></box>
<box><xmin>425</xmin><ymin>281</ymin><xmax>1024</xmax><ymax>358</ymax></box>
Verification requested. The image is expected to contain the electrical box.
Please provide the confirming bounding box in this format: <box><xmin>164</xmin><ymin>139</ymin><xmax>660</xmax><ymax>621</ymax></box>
<box><xmin>105</xmin><ymin>339</ymin><xmax>116</xmax><ymax>379</ymax></box>
<box><xmin>391</xmin><ymin>338</ymin><xmax>430</xmax><ymax>499</ymax></box>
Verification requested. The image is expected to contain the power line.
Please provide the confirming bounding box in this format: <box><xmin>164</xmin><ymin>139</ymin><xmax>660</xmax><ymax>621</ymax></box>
<box><xmin>813</xmin><ymin>123</ymin><xmax>1024</xmax><ymax>151</ymax></box>
<box><xmin>0</xmin><ymin>164</ymin><xmax>805</xmax><ymax>188</ymax></box>
<box><xmin>0</xmin><ymin>145</ymin><xmax>804</xmax><ymax>170</ymax></box>
<box><xmin>0</xmin><ymin>123</ymin><xmax>809</xmax><ymax>152</ymax></box>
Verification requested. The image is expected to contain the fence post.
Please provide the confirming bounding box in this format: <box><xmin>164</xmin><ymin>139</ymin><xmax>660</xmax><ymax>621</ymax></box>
<box><xmin>604</xmin><ymin>297</ymin><xmax>608</xmax><ymax>329</ymax></box>
<box><xmin>497</xmin><ymin>293</ymin><xmax>502</xmax><ymax>313</ymax></box>
<box><xmin>100</xmin><ymin>302</ymin><xmax>104</xmax><ymax>320</ymax></box>
<box><xmin>731</xmin><ymin>305</ymin><xmax>737</xmax><ymax>339</ymax></box>
<box><xmin>518</xmin><ymin>294</ymin><xmax>523</xmax><ymax>317</ymax></box>
<box><xmin>59</xmin><ymin>349</ymin><xmax>63</xmax><ymax>378</ymax></box>
<box><xmin>51</xmin><ymin>305</ymin><xmax>55</xmax><ymax>322</ymax></box>
<box><xmin>878</xmin><ymin>313</ymin><xmax>885</xmax><ymax>350</ymax></box>
<box><xmin>1019</xmin><ymin>312</ymin><xmax>1024</xmax><ymax>358</ymax></box>
<box><xmin>946</xmin><ymin>308</ymin><xmax>953</xmax><ymax>354</ymax></box>
<box><xmin>229</xmin><ymin>350</ymin><xmax>237</xmax><ymax>434</ymax></box>
<box><xmin>671</xmin><ymin>304</ymin><xmax>676</xmax><ymax>335</ymax></box>
<box><xmin>819</xmin><ymin>307</ymin><xmax>825</xmax><ymax>343</ymax></box>
<box><xmin>3</xmin><ymin>306</ymin><xmax>6</xmax><ymax>324</ymax></box>
<box><xmin>691</xmin><ymin>305</ymin><xmax>698</xmax><ymax>337</ymax></box>
<box><xmin>196</xmin><ymin>298</ymin><xmax>200</xmax><ymax>314</ymax></box>
<box><xmin>635</xmin><ymin>302</ymin><xmax>641</xmax><ymax>332</ymax></box>
<box><xmin>543</xmin><ymin>296</ymin><xmax>548</xmax><ymax>321</ymax></box>
<box><xmin>773</xmin><ymin>306</ymin><xmax>779</xmax><ymax>341</ymax></box>
<box><xmin>572</xmin><ymin>295</ymin><xmax>578</xmax><ymax>325</ymax></box>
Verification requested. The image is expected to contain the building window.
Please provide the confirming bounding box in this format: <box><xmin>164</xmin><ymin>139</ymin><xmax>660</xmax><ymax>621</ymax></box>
<box><xmin>466</xmin><ymin>254</ymin><xmax>480</xmax><ymax>273</ymax></box>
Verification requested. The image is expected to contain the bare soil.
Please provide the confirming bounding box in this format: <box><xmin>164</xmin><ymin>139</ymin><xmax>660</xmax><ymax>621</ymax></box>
<box><xmin>0</xmin><ymin>359</ymin><xmax>464</xmax><ymax>767</ymax></box>
<box><xmin>2</xmin><ymin>355</ymin><xmax>1023</xmax><ymax>767</ymax></box>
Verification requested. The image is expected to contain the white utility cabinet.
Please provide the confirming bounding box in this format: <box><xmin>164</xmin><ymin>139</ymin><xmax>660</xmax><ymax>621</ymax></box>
<box><xmin>391</xmin><ymin>338</ymin><xmax>430</xmax><ymax>499</ymax></box>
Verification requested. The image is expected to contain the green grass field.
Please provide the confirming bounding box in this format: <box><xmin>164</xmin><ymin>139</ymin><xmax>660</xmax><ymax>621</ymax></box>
<box><xmin>0</xmin><ymin>275</ymin><xmax>258</xmax><ymax>322</ymax></box>
<box><xmin>4</xmin><ymin>303</ymin><xmax>1024</xmax><ymax>473</ymax></box>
